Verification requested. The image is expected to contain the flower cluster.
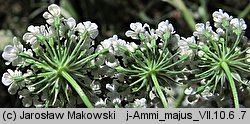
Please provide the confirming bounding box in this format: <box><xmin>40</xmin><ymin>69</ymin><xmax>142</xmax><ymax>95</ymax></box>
<box><xmin>2</xmin><ymin>4</ymin><xmax>106</xmax><ymax>108</ymax></box>
<box><xmin>95</xmin><ymin>20</ymin><xmax>191</xmax><ymax>108</ymax></box>
<box><xmin>2</xmin><ymin>5</ymin><xmax>249</xmax><ymax>108</ymax></box>
<box><xmin>188</xmin><ymin>9</ymin><xmax>249</xmax><ymax>108</ymax></box>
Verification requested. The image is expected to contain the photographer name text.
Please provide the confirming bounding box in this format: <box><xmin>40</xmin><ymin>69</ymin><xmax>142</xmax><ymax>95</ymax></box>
<box><xmin>19</xmin><ymin>111</ymin><xmax>116</xmax><ymax>120</ymax></box>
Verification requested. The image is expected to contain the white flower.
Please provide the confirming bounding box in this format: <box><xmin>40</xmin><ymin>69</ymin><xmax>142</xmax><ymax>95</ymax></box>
<box><xmin>193</xmin><ymin>22</ymin><xmax>219</xmax><ymax>41</ymax></box>
<box><xmin>156</xmin><ymin>20</ymin><xmax>175</xmax><ymax>39</ymax></box>
<box><xmin>100</xmin><ymin>35</ymin><xmax>126</xmax><ymax>56</ymax></box>
<box><xmin>184</xmin><ymin>87</ymin><xmax>196</xmax><ymax>95</ymax></box>
<box><xmin>133</xmin><ymin>98</ymin><xmax>147</xmax><ymax>108</ymax></box>
<box><xmin>2</xmin><ymin>69</ymin><xmax>22</xmax><ymax>95</ymax></box>
<box><xmin>200</xmin><ymin>86</ymin><xmax>213</xmax><ymax>100</ymax></box>
<box><xmin>18</xmin><ymin>89</ymin><xmax>42</xmax><ymax>107</ymax></box>
<box><xmin>149</xmin><ymin>88</ymin><xmax>156</xmax><ymax>100</ymax></box>
<box><xmin>2</xmin><ymin>69</ymin><xmax>21</xmax><ymax>86</ymax></box>
<box><xmin>43</xmin><ymin>4</ymin><xmax>61</xmax><ymax>25</ymax></box>
<box><xmin>178</xmin><ymin>36</ymin><xmax>195</xmax><ymax>57</ymax></box>
<box><xmin>106</xmin><ymin>83</ymin><xmax>115</xmax><ymax>91</ymax></box>
<box><xmin>23</xmin><ymin>25</ymin><xmax>40</xmax><ymax>45</ymax></box>
<box><xmin>125</xmin><ymin>22</ymin><xmax>146</xmax><ymax>39</ymax></box>
<box><xmin>76</xmin><ymin>21</ymin><xmax>98</xmax><ymax>39</ymax></box>
<box><xmin>90</xmin><ymin>81</ymin><xmax>101</xmax><ymax>94</ymax></box>
<box><xmin>112</xmin><ymin>98</ymin><xmax>121</xmax><ymax>105</ymax></box>
<box><xmin>145</xmin><ymin>29</ymin><xmax>158</xmax><ymax>41</ymax></box>
<box><xmin>2</xmin><ymin>37</ymin><xmax>23</xmax><ymax>66</ymax></box>
<box><xmin>216</xmin><ymin>28</ymin><xmax>225</xmax><ymax>36</ymax></box>
<box><xmin>23</xmin><ymin>25</ymin><xmax>48</xmax><ymax>49</ymax></box>
<box><xmin>212</xmin><ymin>9</ymin><xmax>232</xmax><ymax>28</ymax></box>
<box><xmin>95</xmin><ymin>98</ymin><xmax>107</xmax><ymax>108</ymax></box>
<box><xmin>230</xmin><ymin>18</ymin><xmax>247</xmax><ymax>34</ymax></box>
<box><xmin>125</xmin><ymin>42</ymin><xmax>138</xmax><ymax>52</ymax></box>
<box><xmin>105</xmin><ymin>61</ymin><xmax>119</xmax><ymax>68</ymax></box>
<box><xmin>66</xmin><ymin>17</ymin><xmax>76</xmax><ymax>29</ymax></box>
<box><xmin>96</xmin><ymin>35</ymin><xmax>124</xmax><ymax>67</ymax></box>
<box><xmin>193</xmin><ymin>22</ymin><xmax>209</xmax><ymax>38</ymax></box>
<box><xmin>198</xmin><ymin>50</ymin><xmax>205</xmax><ymax>57</ymax></box>
<box><xmin>112</xmin><ymin>36</ymin><xmax>127</xmax><ymax>51</ymax></box>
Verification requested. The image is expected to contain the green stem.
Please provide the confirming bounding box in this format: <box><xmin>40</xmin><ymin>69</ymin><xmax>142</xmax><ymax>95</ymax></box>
<box><xmin>69</xmin><ymin>31</ymin><xmax>88</xmax><ymax>59</ymax></box>
<box><xmin>49</xmin><ymin>37</ymin><xmax>59</xmax><ymax>61</ymax></box>
<box><xmin>61</xmin><ymin>71</ymin><xmax>93</xmax><ymax>108</ymax></box>
<box><xmin>199</xmin><ymin>0</ymin><xmax>209</xmax><ymax>22</ymax></box>
<box><xmin>151</xmin><ymin>74</ymin><xmax>168</xmax><ymax>108</ymax></box>
<box><xmin>225</xmin><ymin>34</ymin><xmax>240</xmax><ymax>59</ymax></box>
<box><xmin>139</xmin><ymin>33</ymin><xmax>152</xmax><ymax>60</ymax></box>
<box><xmin>55</xmin><ymin>17</ymin><xmax>62</xmax><ymax>60</ymax></box>
<box><xmin>238</xmin><ymin>3</ymin><xmax>250</xmax><ymax>18</ymax></box>
<box><xmin>174</xmin><ymin>0</ymin><xmax>196</xmax><ymax>31</ymax></box>
<box><xmin>211</xmin><ymin>41</ymin><xmax>220</xmax><ymax>57</ymax></box>
<box><xmin>221</xmin><ymin>61</ymin><xmax>239</xmax><ymax>108</ymax></box>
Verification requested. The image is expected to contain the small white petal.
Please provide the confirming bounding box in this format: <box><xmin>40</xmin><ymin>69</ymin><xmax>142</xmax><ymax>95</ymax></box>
<box><xmin>133</xmin><ymin>98</ymin><xmax>147</xmax><ymax>108</ymax></box>
<box><xmin>27</xmin><ymin>25</ymin><xmax>39</xmax><ymax>33</ymax></box>
<box><xmin>76</xmin><ymin>23</ymin><xmax>85</xmax><ymax>32</ymax></box>
<box><xmin>125</xmin><ymin>30</ymin><xmax>138</xmax><ymax>39</ymax></box>
<box><xmin>76</xmin><ymin>22</ymin><xmax>98</xmax><ymax>38</ymax></box>
<box><xmin>195</xmin><ymin>23</ymin><xmax>205</xmax><ymax>34</ymax></box>
<box><xmin>130</xmin><ymin>22</ymin><xmax>143</xmax><ymax>31</ymax></box>
<box><xmin>67</xmin><ymin>17</ymin><xmax>76</xmax><ymax>29</ymax></box>
<box><xmin>23</xmin><ymin>33</ymin><xmax>33</xmax><ymax>41</ymax></box>
<box><xmin>230</xmin><ymin>18</ymin><xmax>247</xmax><ymax>31</ymax></box>
<box><xmin>2</xmin><ymin>72</ymin><xmax>12</xmax><ymax>86</ymax></box>
<box><xmin>198</xmin><ymin>50</ymin><xmax>205</xmax><ymax>57</ymax></box>
<box><xmin>106</xmin><ymin>84</ymin><xmax>115</xmax><ymax>91</ymax></box>
<box><xmin>42</xmin><ymin>12</ymin><xmax>53</xmax><ymax>19</ymax></box>
<box><xmin>216</xmin><ymin>28</ymin><xmax>225</xmax><ymax>36</ymax></box>
<box><xmin>48</xmin><ymin>4</ymin><xmax>61</xmax><ymax>17</ymax></box>
<box><xmin>8</xmin><ymin>82</ymin><xmax>19</xmax><ymax>95</ymax></box>
<box><xmin>46</xmin><ymin>19</ymin><xmax>54</xmax><ymax>25</ymax></box>
<box><xmin>112</xmin><ymin>98</ymin><xmax>121</xmax><ymax>105</ymax></box>
<box><xmin>2</xmin><ymin>45</ymin><xmax>18</xmax><ymax>62</ymax></box>
<box><xmin>105</xmin><ymin>61</ymin><xmax>118</xmax><ymax>68</ymax></box>
<box><xmin>156</xmin><ymin>20</ymin><xmax>175</xmax><ymax>38</ymax></box>
<box><xmin>101</xmin><ymin>39</ymin><xmax>112</xmax><ymax>49</ymax></box>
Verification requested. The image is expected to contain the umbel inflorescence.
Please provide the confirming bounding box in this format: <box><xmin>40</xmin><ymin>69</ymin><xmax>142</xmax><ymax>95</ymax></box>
<box><xmin>2</xmin><ymin>4</ymin><xmax>107</xmax><ymax>108</ymax></box>
<box><xmin>1</xmin><ymin>4</ymin><xmax>250</xmax><ymax>108</ymax></box>
<box><xmin>188</xmin><ymin>9</ymin><xmax>249</xmax><ymax>108</ymax></box>
<box><xmin>95</xmin><ymin>21</ymin><xmax>192</xmax><ymax>108</ymax></box>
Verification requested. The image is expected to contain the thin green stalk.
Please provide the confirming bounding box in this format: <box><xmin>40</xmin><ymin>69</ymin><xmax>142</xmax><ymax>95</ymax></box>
<box><xmin>156</xmin><ymin>51</ymin><xmax>179</xmax><ymax>69</ymax></box>
<box><xmin>221</xmin><ymin>61</ymin><xmax>239</xmax><ymax>108</ymax></box>
<box><xmin>159</xmin><ymin>55</ymin><xmax>188</xmax><ymax>70</ymax></box>
<box><xmin>139</xmin><ymin>33</ymin><xmax>152</xmax><ymax>60</ymax></box>
<box><xmin>49</xmin><ymin>37</ymin><xmax>59</xmax><ymax>61</ymax></box>
<box><xmin>225</xmin><ymin>34</ymin><xmax>240</xmax><ymax>58</ymax></box>
<box><xmin>238</xmin><ymin>3</ymin><xmax>250</xmax><ymax>18</ymax></box>
<box><xmin>69</xmin><ymin>31</ymin><xmax>88</xmax><ymax>59</ymax></box>
<box><xmin>151</xmin><ymin>74</ymin><xmax>168</xmax><ymax>108</ymax></box>
<box><xmin>199</xmin><ymin>0</ymin><xmax>209</xmax><ymax>22</ymax></box>
<box><xmin>164</xmin><ymin>0</ymin><xmax>196</xmax><ymax>31</ymax></box>
<box><xmin>211</xmin><ymin>41</ymin><xmax>220</xmax><ymax>57</ymax></box>
<box><xmin>61</xmin><ymin>71</ymin><xmax>93</xmax><ymax>108</ymax></box>
<box><xmin>36</xmin><ymin>35</ymin><xmax>54</xmax><ymax>59</ymax></box>
<box><xmin>55</xmin><ymin>17</ymin><xmax>62</xmax><ymax>60</ymax></box>
<box><xmin>136</xmin><ymin>50</ymin><xmax>151</xmax><ymax>66</ymax></box>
